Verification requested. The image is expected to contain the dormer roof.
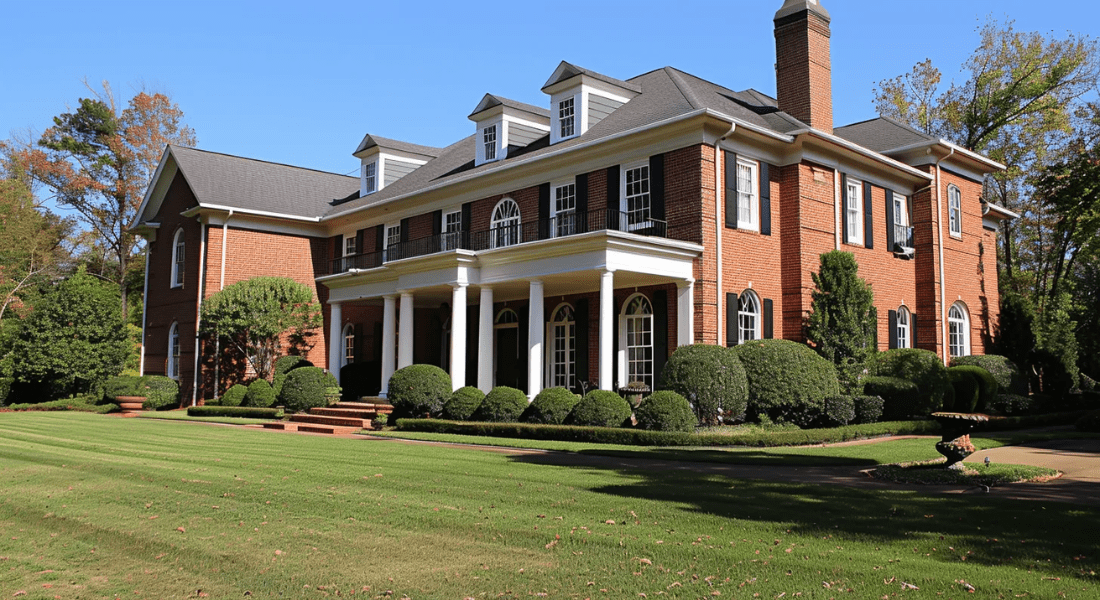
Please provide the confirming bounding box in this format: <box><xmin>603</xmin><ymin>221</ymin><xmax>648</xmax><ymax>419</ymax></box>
<box><xmin>541</xmin><ymin>61</ymin><xmax>642</xmax><ymax>95</ymax></box>
<box><xmin>468</xmin><ymin>94</ymin><xmax>550</xmax><ymax>121</ymax></box>
<box><xmin>353</xmin><ymin>134</ymin><xmax>442</xmax><ymax>160</ymax></box>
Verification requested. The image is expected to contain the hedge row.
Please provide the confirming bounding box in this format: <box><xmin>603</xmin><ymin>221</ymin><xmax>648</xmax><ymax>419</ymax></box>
<box><xmin>1</xmin><ymin>399</ymin><xmax>117</xmax><ymax>414</ymax></box>
<box><xmin>187</xmin><ymin>406</ymin><xmax>284</xmax><ymax>419</ymax></box>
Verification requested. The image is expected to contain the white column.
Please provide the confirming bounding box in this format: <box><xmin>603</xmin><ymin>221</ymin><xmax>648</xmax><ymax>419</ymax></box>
<box><xmin>380</xmin><ymin>295</ymin><xmax>397</xmax><ymax>398</ymax></box>
<box><xmin>328</xmin><ymin>302</ymin><xmax>342</xmax><ymax>384</ymax></box>
<box><xmin>478</xmin><ymin>287</ymin><xmax>494</xmax><ymax>392</ymax></box>
<box><xmin>599</xmin><ymin>269</ymin><xmax>615</xmax><ymax>390</ymax></box>
<box><xmin>527</xmin><ymin>280</ymin><xmax>544</xmax><ymax>400</ymax></box>
<box><xmin>450</xmin><ymin>284</ymin><xmax>468</xmax><ymax>391</ymax></box>
<box><xmin>398</xmin><ymin>292</ymin><xmax>414</xmax><ymax>368</ymax></box>
<box><xmin>677</xmin><ymin>279</ymin><xmax>695</xmax><ymax>347</ymax></box>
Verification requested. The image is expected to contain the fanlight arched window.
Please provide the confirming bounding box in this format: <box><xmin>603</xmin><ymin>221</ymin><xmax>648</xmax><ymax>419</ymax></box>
<box><xmin>948</xmin><ymin>302</ymin><xmax>970</xmax><ymax>357</ymax></box>
<box><xmin>342</xmin><ymin>323</ymin><xmax>355</xmax><ymax>367</ymax></box>
<box><xmin>547</xmin><ymin>304</ymin><xmax>576</xmax><ymax>389</ymax></box>
<box><xmin>621</xmin><ymin>294</ymin><xmax>654</xmax><ymax>388</ymax></box>
<box><xmin>491</xmin><ymin>198</ymin><xmax>521</xmax><ymax>248</ymax></box>
<box><xmin>738</xmin><ymin>291</ymin><xmax>760</xmax><ymax>344</ymax></box>
<box><xmin>167</xmin><ymin>322</ymin><xmax>181</xmax><ymax>380</ymax></box>
<box><xmin>495</xmin><ymin>308</ymin><xmax>519</xmax><ymax>327</ymax></box>
<box><xmin>896</xmin><ymin>306</ymin><xmax>911</xmax><ymax>349</ymax></box>
<box><xmin>171</xmin><ymin>228</ymin><xmax>185</xmax><ymax>288</ymax></box>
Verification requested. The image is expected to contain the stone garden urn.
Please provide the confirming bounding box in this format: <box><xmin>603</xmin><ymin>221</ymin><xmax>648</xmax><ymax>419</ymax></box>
<box><xmin>931</xmin><ymin>412</ymin><xmax>990</xmax><ymax>468</ymax></box>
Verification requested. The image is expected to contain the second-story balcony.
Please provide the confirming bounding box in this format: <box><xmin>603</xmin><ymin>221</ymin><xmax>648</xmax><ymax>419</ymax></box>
<box><xmin>329</xmin><ymin>208</ymin><xmax>669</xmax><ymax>275</ymax></box>
<box><xmin>892</xmin><ymin>224</ymin><xmax>914</xmax><ymax>252</ymax></box>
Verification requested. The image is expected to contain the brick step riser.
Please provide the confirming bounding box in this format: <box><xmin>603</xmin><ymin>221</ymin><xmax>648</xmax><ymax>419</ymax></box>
<box><xmin>290</xmin><ymin>414</ymin><xmax>371</xmax><ymax>428</ymax></box>
<box><xmin>262</xmin><ymin>422</ymin><xmax>366</xmax><ymax>435</ymax></box>
<box><xmin>311</xmin><ymin>408</ymin><xmax>383</xmax><ymax>419</ymax></box>
<box><xmin>334</xmin><ymin>402</ymin><xmax>394</xmax><ymax>411</ymax></box>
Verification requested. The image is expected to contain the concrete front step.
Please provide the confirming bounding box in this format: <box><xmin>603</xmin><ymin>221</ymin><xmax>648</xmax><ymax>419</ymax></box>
<box><xmin>290</xmin><ymin>414</ymin><xmax>371</xmax><ymax>428</ymax></box>
<box><xmin>262</xmin><ymin>422</ymin><xmax>360</xmax><ymax>435</ymax></box>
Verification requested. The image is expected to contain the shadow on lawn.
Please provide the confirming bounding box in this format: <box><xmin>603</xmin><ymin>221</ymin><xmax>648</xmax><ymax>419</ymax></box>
<box><xmin>576</xmin><ymin>448</ymin><xmax>879</xmax><ymax>467</ymax></box>
<box><xmin>507</xmin><ymin>451</ymin><xmax>1100</xmax><ymax>580</ymax></box>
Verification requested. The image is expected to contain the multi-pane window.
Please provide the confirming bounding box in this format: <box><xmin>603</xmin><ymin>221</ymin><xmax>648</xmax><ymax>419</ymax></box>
<box><xmin>171</xmin><ymin>229</ymin><xmax>185</xmax><ymax>288</ymax></box>
<box><xmin>948</xmin><ymin>185</ymin><xmax>962</xmax><ymax>236</ymax></box>
<box><xmin>624</xmin><ymin>165</ymin><xmax>650</xmax><ymax>229</ymax></box>
<box><xmin>559</xmin><ymin>98</ymin><xmax>575</xmax><ymax>138</ymax></box>
<box><xmin>442</xmin><ymin>210</ymin><xmax>462</xmax><ymax>251</ymax></box>
<box><xmin>362</xmin><ymin>161</ymin><xmax>377</xmax><ymax>194</ymax></box>
<box><xmin>483</xmin><ymin>125</ymin><xmax>497</xmax><ymax>161</ymax></box>
<box><xmin>342</xmin><ymin>323</ymin><xmax>355</xmax><ymax>366</ymax></box>
<box><xmin>738</xmin><ymin>292</ymin><xmax>760</xmax><ymax>344</ymax></box>
<box><xmin>168</xmin><ymin>322</ymin><xmax>181</xmax><ymax>380</ymax></box>
<box><xmin>385</xmin><ymin>224</ymin><xmax>402</xmax><ymax>261</ymax></box>
<box><xmin>344</xmin><ymin>234</ymin><xmax>357</xmax><ymax>257</ymax></box>
<box><xmin>549</xmin><ymin>304</ymin><xmax>575</xmax><ymax>388</ymax></box>
<box><xmin>948</xmin><ymin>303</ymin><xmax>970</xmax><ymax>357</ymax></box>
<box><xmin>846</xmin><ymin>179</ymin><xmax>863</xmax><ymax>244</ymax></box>
<box><xmin>893</xmin><ymin>194</ymin><xmax>912</xmax><ymax>248</ymax></box>
<box><xmin>491</xmin><ymin>198</ymin><xmax>521</xmax><ymax>248</ymax></box>
<box><xmin>623</xmin><ymin>295</ymin><xmax>654</xmax><ymax>388</ymax></box>
<box><xmin>736</xmin><ymin>160</ymin><xmax>758</xmax><ymax>230</ymax></box>
<box><xmin>897</xmin><ymin>306</ymin><xmax>910</xmax><ymax>349</ymax></box>
<box><xmin>553</xmin><ymin>183</ymin><xmax>576</xmax><ymax>237</ymax></box>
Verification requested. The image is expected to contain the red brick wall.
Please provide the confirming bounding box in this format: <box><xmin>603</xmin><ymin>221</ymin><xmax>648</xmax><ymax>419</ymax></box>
<box><xmin>939</xmin><ymin>169</ymin><xmax>998</xmax><ymax>356</ymax></box>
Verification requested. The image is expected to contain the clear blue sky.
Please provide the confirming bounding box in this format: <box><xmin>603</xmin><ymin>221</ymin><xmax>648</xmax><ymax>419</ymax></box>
<box><xmin>4</xmin><ymin>0</ymin><xmax>1098</xmax><ymax>180</ymax></box>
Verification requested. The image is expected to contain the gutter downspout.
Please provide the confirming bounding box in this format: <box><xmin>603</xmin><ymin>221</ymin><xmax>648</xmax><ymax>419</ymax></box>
<box><xmin>214</xmin><ymin>210</ymin><xmax>233</xmax><ymax>400</ymax></box>
<box><xmin>191</xmin><ymin>220</ymin><xmax>208</xmax><ymax>406</ymax></box>
<box><xmin>139</xmin><ymin>241</ymin><xmax>150</xmax><ymax>376</ymax></box>
<box><xmin>833</xmin><ymin>167</ymin><xmax>841</xmax><ymax>250</ymax></box>
<box><xmin>934</xmin><ymin>147</ymin><xmax>955</xmax><ymax>365</ymax></box>
<box><xmin>715</xmin><ymin>123</ymin><xmax>736</xmax><ymax>346</ymax></box>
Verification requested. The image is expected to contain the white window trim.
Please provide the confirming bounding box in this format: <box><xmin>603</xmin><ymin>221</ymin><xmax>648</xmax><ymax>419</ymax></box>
<box><xmin>948</xmin><ymin>184</ymin><xmax>962</xmax><ymax>238</ymax></box>
<box><xmin>948</xmin><ymin>302</ymin><xmax>971</xmax><ymax>357</ymax></box>
<box><xmin>545</xmin><ymin>303</ymin><xmax>576</xmax><ymax>389</ymax></box>
<box><xmin>620</xmin><ymin>161</ymin><xmax>652</xmax><ymax>232</ymax></box>
<box><xmin>167</xmin><ymin>322</ymin><xmax>180</xmax><ymax>380</ymax></box>
<box><xmin>845</xmin><ymin>178</ymin><xmax>864</xmax><ymax>245</ymax></box>
<box><xmin>170</xmin><ymin>228</ymin><xmax>185</xmax><ymax>289</ymax></box>
<box><xmin>490</xmin><ymin>197</ymin><xmax>521</xmax><ymax>248</ymax></box>
<box><xmin>483</xmin><ymin>124</ymin><xmax>499</xmax><ymax>162</ymax></box>
<box><xmin>558</xmin><ymin>97</ymin><xmax>575</xmax><ymax>140</ymax></box>
<box><xmin>551</xmin><ymin>180</ymin><xmax>577</xmax><ymax>238</ymax></box>
<box><xmin>341</xmin><ymin>323</ymin><xmax>355</xmax><ymax>367</ymax></box>
<box><xmin>344</xmin><ymin>234</ymin><xmax>357</xmax><ymax>257</ymax></box>
<box><xmin>361</xmin><ymin>160</ymin><xmax>378</xmax><ymax>196</ymax></box>
<box><xmin>617</xmin><ymin>293</ymin><xmax>654</xmax><ymax>389</ymax></box>
<box><xmin>442</xmin><ymin>209</ymin><xmax>462</xmax><ymax>251</ymax></box>
<box><xmin>736</xmin><ymin>158</ymin><xmax>760</xmax><ymax>232</ymax></box>
<box><xmin>896</xmin><ymin>305</ymin><xmax>910</xmax><ymax>349</ymax></box>
<box><xmin>738</xmin><ymin>290</ymin><xmax>761</xmax><ymax>344</ymax></box>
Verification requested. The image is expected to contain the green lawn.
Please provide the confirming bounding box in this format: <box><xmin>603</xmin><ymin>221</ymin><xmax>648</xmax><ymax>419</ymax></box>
<box><xmin>134</xmin><ymin>411</ymin><xmax>277</xmax><ymax>426</ymax></box>
<box><xmin>0</xmin><ymin>412</ymin><xmax>1096</xmax><ymax>599</ymax></box>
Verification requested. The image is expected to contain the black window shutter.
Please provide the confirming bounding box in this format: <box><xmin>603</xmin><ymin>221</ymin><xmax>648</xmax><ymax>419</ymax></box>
<box><xmin>726</xmin><ymin>292</ymin><xmax>739</xmax><ymax>347</ymax></box>
<box><xmin>885</xmin><ymin>189</ymin><xmax>895</xmax><ymax>250</ymax></box>
<box><xmin>431</xmin><ymin>210</ymin><xmax>442</xmax><ymax>252</ymax></box>
<box><xmin>910</xmin><ymin>314</ymin><xmax>918</xmax><ymax>349</ymax></box>
<box><xmin>763</xmin><ymin>298</ymin><xmax>773</xmax><ymax>339</ymax></box>
<box><xmin>400</xmin><ymin>217</ymin><xmax>410</xmax><ymax>243</ymax></box>
<box><xmin>575</xmin><ymin>173</ymin><xmax>589</xmax><ymax>233</ymax></box>
<box><xmin>652</xmin><ymin>289</ymin><xmax>668</xmax><ymax>382</ymax></box>
<box><xmin>649</xmin><ymin>154</ymin><xmax>665</xmax><ymax>221</ymax></box>
<box><xmin>538</xmin><ymin>182</ymin><xmax>551</xmax><ymax>240</ymax></box>
<box><xmin>725</xmin><ymin>151</ymin><xmax>738</xmax><ymax>229</ymax></box>
<box><xmin>863</xmin><ymin>181</ymin><xmax>873</xmax><ymax>249</ymax></box>
<box><xmin>329</xmin><ymin>235</ymin><xmax>341</xmax><ymax>261</ymax></box>
<box><xmin>840</xmin><ymin>173</ymin><xmax>848</xmax><ymax>243</ymax></box>
<box><xmin>574</xmin><ymin>298</ymin><xmax>589</xmax><ymax>393</ymax></box>
<box><xmin>461</xmin><ymin>202</ymin><xmax>473</xmax><ymax>249</ymax></box>
<box><xmin>606</xmin><ymin>165</ymin><xmax>620</xmax><ymax>230</ymax></box>
<box><xmin>760</xmin><ymin>162</ymin><xmax>772</xmax><ymax>236</ymax></box>
<box><xmin>888</xmin><ymin>310</ymin><xmax>898</xmax><ymax>349</ymax></box>
<box><xmin>356</xmin><ymin>229</ymin><xmax>366</xmax><ymax>256</ymax></box>
<box><xmin>374</xmin><ymin>224</ymin><xmax>384</xmax><ymax>252</ymax></box>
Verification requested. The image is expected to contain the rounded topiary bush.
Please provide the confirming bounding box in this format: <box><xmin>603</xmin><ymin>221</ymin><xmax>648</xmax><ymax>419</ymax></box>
<box><xmin>472</xmin><ymin>386</ymin><xmax>528</xmax><ymax>422</ymax></box>
<box><xmin>951</xmin><ymin>355</ymin><xmax>1024</xmax><ymax>394</ymax></box>
<box><xmin>947</xmin><ymin>365</ymin><xmax>999</xmax><ymax>412</ymax></box>
<box><xmin>279</xmin><ymin>366</ymin><xmax>338</xmax><ymax>413</ymax></box>
<box><xmin>731</xmin><ymin>339</ymin><xmax>840</xmax><ymax>426</ymax></box>
<box><xmin>946</xmin><ymin>367</ymin><xmax>981</xmax><ymax>412</ymax></box>
<box><xmin>220</xmin><ymin>383</ymin><xmax>248</xmax><ymax>407</ymax></box>
<box><xmin>140</xmin><ymin>376</ymin><xmax>179</xmax><ymax>410</ymax></box>
<box><xmin>821</xmin><ymin>396</ymin><xmax>857</xmax><ymax>426</ymax></box>
<box><xmin>568</xmin><ymin>390</ymin><xmax>632</xmax><ymax>428</ymax></box>
<box><xmin>523</xmin><ymin>387</ymin><xmax>580</xmax><ymax>425</ymax></box>
<box><xmin>988</xmin><ymin>393</ymin><xmax>1035</xmax><ymax>416</ymax></box>
<box><xmin>103</xmin><ymin>375</ymin><xmax>144</xmax><ymax>401</ymax></box>
<box><xmin>863</xmin><ymin>376</ymin><xmax>922</xmax><ymax>420</ymax></box>
<box><xmin>658</xmin><ymin>344</ymin><xmax>748</xmax><ymax>425</ymax></box>
<box><xmin>866</xmin><ymin>348</ymin><xmax>949</xmax><ymax>418</ymax></box>
<box><xmin>853</xmin><ymin>395</ymin><xmax>884</xmax><ymax>424</ymax></box>
<box><xmin>387</xmin><ymin>364</ymin><xmax>452</xmax><ymax>418</ymax></box>
<box><xmin>635</xmin><ymin>391</ymin><xmax>695</xmax><ymax>432</ymax></box>
<box><xmin>244</xmin><ymin>379</ymin><xmax>276</xmax><ymax>408</ymax></box>
<box><xmin>443</xmin><ymin>386</ymin><xmax>486</xmax><ymax>421</ymax></box>
<box><xmin>273</xmin><ymin>355</ymin><xmax>313</xmax><ymax>396</ymax></box>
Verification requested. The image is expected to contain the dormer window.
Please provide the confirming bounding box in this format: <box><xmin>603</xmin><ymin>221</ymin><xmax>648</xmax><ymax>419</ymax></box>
<box><xmin>362</xmin><ymin>161</ymin><xmax>377</xmax><ymax>195</ymax></box>
<box><xmin>542</xmin><ymin>61</ymin><xmax>641</xmax><ymax>145</ymax></box>
<box><xmin>469</xmin><ymin>94</ymin><xmax>550</xmax><ymax>166</ymax></box>
<box><xmin>559</xmin><ymin>98</ymin><xmax>575</xmax><ymax>138</ymax></box>
<box><xmin>483</xmin><ymin>125</ymin><xmax>498</xmax><ymax>161</ymax></box>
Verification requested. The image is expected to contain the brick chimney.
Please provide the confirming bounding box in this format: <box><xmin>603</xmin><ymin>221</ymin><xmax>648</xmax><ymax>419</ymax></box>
<box><xmin>774</xmin><ymin>0</ymin><xmax>832</xmax><ymax>133</ymax></box>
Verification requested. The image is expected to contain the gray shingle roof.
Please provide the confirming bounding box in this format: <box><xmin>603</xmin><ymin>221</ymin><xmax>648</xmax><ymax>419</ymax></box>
<box><xmin>541</xmin><ymin>61</ymin><xmax>643</xmax><ymax>94</ymax></box>
<box><xmin>468</xmin><ymin>93</ymin><xmax>551</xmax><ymax>120</ymax></box>
<box><xmin>353</xmin><ymin>134</ymin><xmax>442</xmax><ymax>158</ymax></box>
<box><xmin>833</xmin><ymin>117</ymin><xmax>936</xmax><ymax>153</ymax></box>
<box><xmin>170</xmin><ymin>146</ymin><xmax>360</xmax><ymax>219</ymax></box>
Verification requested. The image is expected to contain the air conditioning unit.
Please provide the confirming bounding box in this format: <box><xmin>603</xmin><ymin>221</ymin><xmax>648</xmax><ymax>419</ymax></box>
<box><xmin>893</xmin><ymin>245</ymin><xmax>915</xmax><ymax>259</ymax></box>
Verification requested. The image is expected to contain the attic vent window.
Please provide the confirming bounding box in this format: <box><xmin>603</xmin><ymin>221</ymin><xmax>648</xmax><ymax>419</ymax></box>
<box><xmin>559</xmin><ymin>98</ymin><xmax>575</xmax><ymax>138</ymax></box>
<box><xmin>483</xmin><ymin>125</ymin><xmax>497</xmax><ymax>161</ymax></box>
<box><xmin>362</xmin><ymin>161</ymin><xmax>377</xmax><ymax>194</ymax></box>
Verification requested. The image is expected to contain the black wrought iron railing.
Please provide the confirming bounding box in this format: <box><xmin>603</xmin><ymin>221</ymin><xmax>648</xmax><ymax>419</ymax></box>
<box><xmin>893</xmin><ymin>225</ymin><xmax>914</xmax><ymax>250</ymax></box>
<box><xmin>328</xmin><ymin>209</ymin><xmax>668</xmax><ymax>275</ymax></box>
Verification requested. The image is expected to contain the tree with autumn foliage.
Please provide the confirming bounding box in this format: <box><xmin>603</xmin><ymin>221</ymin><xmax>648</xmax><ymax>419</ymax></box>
<box><xmin>2</xmin><ymin>83</ymin><xmax>196</xmax><ymax>319</ymax></box>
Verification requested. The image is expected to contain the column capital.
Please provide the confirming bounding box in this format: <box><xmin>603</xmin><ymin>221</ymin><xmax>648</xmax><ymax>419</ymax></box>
<box><xmin>677</xmin><ymin>278</ymin><xmax>695</xmax><ymax>289</ymax></box>
<box><xmin>451</xmin><ymin>282</ymin><xmax>469</xmax><ymax>289</ymax></box>
<box><xmin>399</xmin><ymin>290</ymin><xmax>414</xmax><ymax>298</ymax></box>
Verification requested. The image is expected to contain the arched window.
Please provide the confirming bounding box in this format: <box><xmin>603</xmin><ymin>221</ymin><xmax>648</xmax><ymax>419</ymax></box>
<box><xmin>948</xmin><ymin>302</ymin><xmax>970</xmax><ymax>357</ymax></box>
<box><xmin>167</xmin><ymin>322</ymin><xmax>181</xmax><ymax>380</ymax></box>
<box><xmin>948</xmin><ymin>185</ymin><xmax>962</xmax><ymax>236</ymax></box>
<box><xmin>547</xmin><ymin>303</ymin><xmax>575</xmax><ymax>389</ymax></box>
<box><xmin>491</xmin><ymin>198</ymin><xmax>521</xmax><ymax>248</ymax></box>
<box><xmin>342</xmin><ymin>323</ymin><xmax>355</xmax><ymax>367</ymax></box>
<box><xmin>495</xmin><ymin>308</ymin><xmax>519</xmax><ymax>327</ymax></box>
<box><xmin>896</xmin><ymin>306</ymin><xmax>911</xmax><ymax>349</ymax></box>
<box><xmin>738</xmin><ymin>291</ymin><xmax>760</xmax><ymax>344</ymax></box>
<box><xmin>171</xmin><ymin>229</ymin><xmax>185</xmax><ymax>288</ymax></box>
<box><xmin>621</xmin><ymin>294</ymin><xmax>654</xmax><ymax>388</ymax></box>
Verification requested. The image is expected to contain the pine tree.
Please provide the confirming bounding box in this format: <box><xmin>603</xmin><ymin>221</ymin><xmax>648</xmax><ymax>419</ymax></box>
<box><xmin>806</xmin><ymin>251</ymin><xmax>878</xmax><ymax>391</ymax></box>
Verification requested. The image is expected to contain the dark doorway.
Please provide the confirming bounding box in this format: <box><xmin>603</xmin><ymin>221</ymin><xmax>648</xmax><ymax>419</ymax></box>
<box><xmin>495</xmin><ymin>328</ymin><xmax>522</xmax><ymax>389</ymax></box>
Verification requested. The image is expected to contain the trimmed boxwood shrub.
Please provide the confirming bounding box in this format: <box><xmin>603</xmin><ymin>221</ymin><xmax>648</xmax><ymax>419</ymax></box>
<box><xmin>244</xmin><ymin>379</ymin><xmax>276</xmax><ymax>407</ymax></box>
<box><xmin>657</xmin><ymin>344</ymin><xmax>748</xmax><ymax>425</ymax></box>
<box><xmin>1076</xmin><ymin>410</ymin><xmax>1100</xmax><ymax>432</ymax></box>
<box><xmin>273</xmin><ymin>355</ymin><xmax>313</xmax><ymax>396</ymax></box>
<box><xmin>635</xmin><ymin>391</ymin><xmax>695</xmax><ymax>432</ymax></box>
<box><xmin>523</xmin><ymin>387</ymin><xmax>579</xmax><ymax>425</ymax></box>
<box><xmin>472</xmin><ymin>386</ymin><xmax>528</xmax><ymax>423</ymax></box>
<box><xmin>946</xmin><ymin>367</ymin><xmax>980</xmax><ymax>412</ymax></box>
<box><xmin>220</xmin><ymin>383</ymin><xmax>248</xmax><ymax>407</ymax></box>
<box><xmin>951</xmin><ymin>354</ymin><xmax>1024</xmax><ymax>394</ymax></box>
<box><xmin>854</xmin><ymin>395</ymin><xmax>884</xmax><ymax>424</ymax></box>
<box><xmin>947</xmin><ymin>365</ymin><xmax>999</xmax><ymax>411</ymax></box>
<box><xmin>187</xmin><ymin>406</ymin><xmax>284</xmax><ymax>419</ymax></box>
<box><xmin>866</xmin><ymin>348</ymin><xmax>949</xmax><ymax>417</ymax></box>
<box><xmin>863</xmin><ymin>376</ymin><xmax>922</xmax><ymax>420</ymax></box>
<box><xmin>821</xmin><ymin>396</ymin><xmax>857</xmax><ymax>426</ymax></box>
<box><xmin>387</xmin><ymin>364</ymin><xmax>452</xmax><ymax>418</ymax></box>
<box><xmin>140</xmin><ymin>376</ymin><xmax>180</xmax><ymax>410</ymax></box>
<box><xmin>443</xmin><ymin>386</ymin><xmax>485</xmax><ymax>421</ymax></box>
<box><xmin>732</xmin><ymin>339</ymin><xmax>840</xmax><ymax>426</ymax></box>
<box><xmin>568</xmin><ymin>390</ymin><xmax>632</xmax><ymax>428</ymax></box>
<box><xmin>0</xmin><ymin>377</ymin><xmax>12</xmax><ymax>406</ymax></box>
<box><xmin>279</xmin><ymin>367</ymin><xmax>338</xmax><ymax>413</ymax></box>
<box><xmin>988</xmin><ymin>393</ymin><xmax>1035</xmax><ymax>416</ymax></box>
<box><xmin>103</xmin><ymin>375</ymin><xmax>144</xmax><ymax>400</ymax></box>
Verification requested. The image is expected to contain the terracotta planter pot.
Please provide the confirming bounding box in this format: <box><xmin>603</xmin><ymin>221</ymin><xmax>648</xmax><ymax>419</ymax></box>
<box><xmin>116</xmin><ymin>395</ymin><xmax>147</xmax><ymax>412</ymax></box>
